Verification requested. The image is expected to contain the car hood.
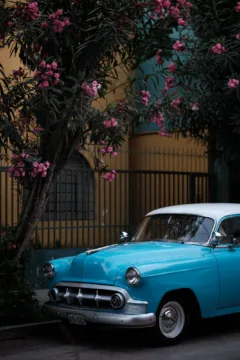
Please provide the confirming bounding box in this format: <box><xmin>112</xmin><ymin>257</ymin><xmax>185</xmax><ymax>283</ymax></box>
<box><xmin>60</xmin><ymin>241</ymin><xmax>206</xmax><ymax>285</ymax></box>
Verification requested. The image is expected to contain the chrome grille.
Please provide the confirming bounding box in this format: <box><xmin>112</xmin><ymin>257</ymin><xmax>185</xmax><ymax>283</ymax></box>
<box><xmin>49</xmin><ymin>283</ymin><xmax>124</xmax><ymax>310</ymax></box>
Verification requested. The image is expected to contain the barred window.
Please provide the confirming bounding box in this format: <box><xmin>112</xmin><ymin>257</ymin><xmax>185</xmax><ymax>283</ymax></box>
<box><xmin>44</xmin><ymin>152</ymin><xmax>94</xmax><ymax>221</ymax></box>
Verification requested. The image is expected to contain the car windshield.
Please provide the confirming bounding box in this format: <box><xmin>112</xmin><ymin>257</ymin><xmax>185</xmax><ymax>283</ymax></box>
<box><xmin>132</xmin><ymin>214</ymin><xmax>214</xmax><ymax>245</ymax></box>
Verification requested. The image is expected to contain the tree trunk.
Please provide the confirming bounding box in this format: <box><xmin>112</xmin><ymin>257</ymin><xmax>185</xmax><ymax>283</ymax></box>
<box><xmin>15</xmin><ymin>164</ymin><xmax>56</xmax><ymax>263</ymax></box>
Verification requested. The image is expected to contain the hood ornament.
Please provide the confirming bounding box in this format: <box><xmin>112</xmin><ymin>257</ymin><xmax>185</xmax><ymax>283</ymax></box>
<box><xmin>86</xmin><ymin>244</ymin><xmax>118</xmax><ymax>255</ymax></box>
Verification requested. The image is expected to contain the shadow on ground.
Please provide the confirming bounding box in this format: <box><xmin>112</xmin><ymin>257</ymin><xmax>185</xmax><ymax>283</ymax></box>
<box><xmin>10</xmin><ymin>314</ymin><xmax>240</xmax><ymax>351</ymax></box>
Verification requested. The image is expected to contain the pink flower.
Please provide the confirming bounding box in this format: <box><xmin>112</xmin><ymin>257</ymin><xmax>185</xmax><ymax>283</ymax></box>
<box><xmin>141</xmin><ymin>90</ymin><xmax>150</xmax><ymax>106</ymax></box>
<box><xmin>56</xmin><ymin>9</ymin><xmax>63</xmax><ymax>16</ymax></box>
<box><xmin>112</xmin><ymin>152</ymin><xmax>118</xmax><ymax>157</ymax></box>
<box><xmin>212</xmin><ymin>43</ymin><xmax>226</xmax><ymax>54</ymax></box>
<box><xmin>178</xmin><ymin>18</ymin><xmax>187</xmax><ymax>27</ymax></box>
<box><xmin>41</xmin><ymin>21</ymin><xmax>48</xmax><ymax>28</ymax></box>
<box><xmin>8</xmin><ymin>21</ymin><xmax>13</xmax><ymax>27</ymax></box>
<box><xmin>42</xmin><ymin>81</ymin><xmax>49</xmax><ymax>88</ymax></box>
<box><xmin>100</xmin><ymin>148</ymin><xmax>107</xmax><ymax>155</ymax></box>
<box><xmin>163</xmin><ymin>0</ymin><xmax>171</xmax><ymax>8</ymax></box>
<box><xmin>186</xmin><ymin>1</ymin><xmax>193</xmax><ymax>7</ymax></box>
<box><xmin>228</xmin><ymin>79</ymin><xmax>239</xmax><ymax>88</ymax></box>
<box><xmin>41</xmin><ymin>171</ymin><xmax>47</xmax><ymax>177</ymax></box>
<box><xmin>151</xmin><ymin>111</ymin><xmax>164</xmax><ymax>126</ymax></box>
<box><xmin>156</xmin><ymin>49</ymin><xmax>163</xmax><ymax>64</ymax></box>
<box><xmin>51</xmin><ymin>62</ymin><xmax>58</xmax><ymax>71</ymax></box>
<box><xmin>177</xmin><ymin>0</ymin><xmax>185</xmax><ymax>6</ymax></box>
<box><xmin>64</xmin><ymin>18</ymin><xmax>70</xmax><ymax>26</ymax></box>
<box><xmin>39</xmin><ymin>61</ymin><xmax>46</xmax><ymax>68</ymax></box>
<box><xmin>168</xmin><ymin>62</ymin><xmax>177</xmax><ymax>73</ymax></box>
<box><xmin>173</xmin><ymin>40</ymin><xmax>185</xmax><ymax>52</ymax></box>
<box><xmin>236</xmin><ymin>33</ymin><xmax>240</xmax><ymax>40</ymax></box>
<box><xmin>235</xmin><ymin>2</ymin><xmax>240</xmax><ymax>12</ymax></box>
<box><xmin>27</xmin><ymin>2</ymin><xmax>41</xmax><ymax>20</ymax></box>
<box><xmin>108</xmin><ymin>146</ymin><xmax>113</xmax><ymax>153</ymax></box>
<box><xmin>45</xmin><ymin>70</ymin><xmax>53</xmax><ymax>76</ymax></box>
<box><xmin>171</xmin><ymin>98</ymin><xmax>181</xmax><ymax>108</ymax></box>
<box><xmin>12</xmin><ymin>244</ymin><xmax>17</xmax><ymax>249</ymax></box>
<box><xmin>169</xmin><ymin>6</ymin><xmax>180</xmax><ymax>18</ymax></box>
<box><xmin>190</xmin><ymin>102</ymin><xmax>199</xmax><ymax>111</ymax></box>
<box><xmin>103</xmin><ymin>170</ymin><xmax>116</xmax><ymax>182</ymax></box>
<box><xmin>45</xmin><ymin>161</ymin><xmax>50</xmax><ymax>168</ymax></box>
<box><xmin>33</xmin><ymin>162</ymin><xmax>39</xmax><ymax>168</ymax></box>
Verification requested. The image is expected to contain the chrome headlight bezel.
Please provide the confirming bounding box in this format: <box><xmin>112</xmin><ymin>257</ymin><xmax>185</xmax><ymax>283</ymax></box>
<box><xmin>125</xmin><ymin>267</ymin><xmax>141</xmax><ymax>286</ymax></box>
<box><xmin>43</xmin><ymin>262</ymin><xmax>55</xmax><ymax>279</ymax></box>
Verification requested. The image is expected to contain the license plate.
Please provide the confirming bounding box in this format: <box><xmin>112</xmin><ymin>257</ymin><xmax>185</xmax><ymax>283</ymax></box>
<box><xmin>67</xmin><ymin>313</ymin><xmax>87</xmax><ymax>326</ymax></box>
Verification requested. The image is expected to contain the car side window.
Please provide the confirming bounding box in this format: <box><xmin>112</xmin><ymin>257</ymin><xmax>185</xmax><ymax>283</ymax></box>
<box><xmin>217</xmin><ymin>217</ymin><xmax>240</xmax><ymax>246</ymax></box>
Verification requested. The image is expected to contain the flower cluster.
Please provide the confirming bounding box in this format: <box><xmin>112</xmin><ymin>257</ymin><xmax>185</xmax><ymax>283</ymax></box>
<box><xmin>41</xmin><ymin>9</ymin><xmax>70</xmax><ymax>33</ymax></box>
<box><xmin>103</xmin><ymin>170</ymin><xmax>116</xmax><ymax>182</ymax></box>
<box><xmin>173</xmin><ymin>40</ymin><xmax>186</xmax><ymax>52</ymax></box>
<box><xmin>164</xmin><ymin>76</ymin><xmax>175</xmax><ymax>92</ymax></box>
<box><xmin>82</xmin><ymin>81</ymin><xmax>101</xmax><ymax>97</ymax></box>
<box><xmin>8</xmin><ymin>153</ymin><xmax>29</xmax><ymax>178</ymax></box>
<box><xmin>34</xmin><ymin>61</ymin><xmax>60</xmax><ymax>88</ymax></box>
<box><xmin>228</xmin><ymin>79</ymin><xmax>239</xmax><ymax>89</ymax></box>
<box><xmin>156</xmin><ymin>49</ymin><xmax>163</xmax><ymax>64</ymax></box>
<box><xmin>7</xmin><ymin>244</ymin><xmax>17</xmax><ymax>251</ymax></box>
<box><xmin>27</xmin><ymin>2</ymin><xmax>40</xmax><ymax>20</ymax></box>
<box><xmin>151</xmin><ymin>111</ymin><xmax>165</xmax><ymax>126</ymax></box>
<box><xmin>141</xmin><ymin>90</ymin><xmax>150</xmax><ymax>106</ymax></box>
<box><xmin>235</xmin><ymin>2</ymin><xmax>240</xmax><ymax>12</ymax></box>
<box><xmin>103</xmin><ymin>118</ymin><xmax>118</xmax><ymax>128</ymax></box>
<box><xmin>212</xmin><ymin>43</ymin><xmax>226</xmax><ymax>54</ymax></box>
<box><xmin>236</xmin><ymin>33</ymin><xmax>240</xmax><ymax>40</ymax></box>
<box><xmin>171</xmin><ymin>97</ymin><xmax>181</xmax><ymax>109</ymax></box>
<box><xmin>12</xmin><ymin>67</ymin><xmax>24</xmax><ymax>79</ymax></box>
<box><xmin>154</xmin><ymin>0</ymin><xmax>192</xmax><ymax>23</ymax></box>
<box><xmin>8</xmin><ymin>152</ymin><xmax>50</xmax><ymax>179</ymax></box>
<box><xmin>100</xmin><ymin>143</ymin><xmax>118</xmax><ymax>157</ymax></box>
<box><xmin>168</xmin><ymin>62</ymin><xmax>177</xmax><ymax>73</ymax></box>
<box><xmin>31</xmin><ymin>161</ymin><xmax>50</xmax><ymax>178</ymax></box>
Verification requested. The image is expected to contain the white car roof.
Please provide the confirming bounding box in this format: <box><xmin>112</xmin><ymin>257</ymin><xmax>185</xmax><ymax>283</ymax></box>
<box><xmin>146</xmin><ymin>203</ymin><xmax>240</xmax><ymax>223</ymax></box>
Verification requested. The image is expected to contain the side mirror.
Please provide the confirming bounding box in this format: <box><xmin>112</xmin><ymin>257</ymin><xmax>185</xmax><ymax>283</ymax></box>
<box><xmin>211</xmin><ymin>231</ymin><xmax>224</xmax><ymax>247</ymax></box>
<box><xmin>119</xmin><ymin>231</ymin><xmax>130</xmax><ymax>243</ymax></box>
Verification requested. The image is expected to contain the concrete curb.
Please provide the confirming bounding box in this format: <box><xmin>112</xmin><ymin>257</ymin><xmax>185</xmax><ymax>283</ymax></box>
<box><xmin>0</xmin><ymin>320</ymin><xmax>61</xmax><ymax>341</ymax></box>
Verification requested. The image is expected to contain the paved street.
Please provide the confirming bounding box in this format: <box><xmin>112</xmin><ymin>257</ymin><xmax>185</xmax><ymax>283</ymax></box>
<box><xmin>1</xmin><ymin>316</ymin><xmax>240</xmax><ymax>360</ymax></box>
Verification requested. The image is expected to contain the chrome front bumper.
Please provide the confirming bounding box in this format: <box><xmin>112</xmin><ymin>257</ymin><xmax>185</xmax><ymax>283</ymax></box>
<box><xmin>43</xmin><ymin>302</ymin><xmax>156</xmax><ymax>328</ymax></box>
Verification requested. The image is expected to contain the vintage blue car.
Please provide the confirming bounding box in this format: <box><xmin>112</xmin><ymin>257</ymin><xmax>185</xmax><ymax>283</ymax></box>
<box><xmin>43</xmin><ymin>203</ymin><xmax>240</xmax><ymax>345</ymax></box>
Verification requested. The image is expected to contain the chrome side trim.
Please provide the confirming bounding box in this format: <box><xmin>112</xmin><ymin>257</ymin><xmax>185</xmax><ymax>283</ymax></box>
<box><xmin>43</xmin><ymin>302</ymin><xmax>156</xmax><ymax>328</ymax></box>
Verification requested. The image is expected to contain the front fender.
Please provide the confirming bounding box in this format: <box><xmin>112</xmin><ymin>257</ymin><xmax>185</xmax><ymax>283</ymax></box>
<box><xmin>46</xmin><ymin>256</ymin><xmax>75</xmax><ymax>288</ymax></box>
<box><xmin>114</xmin><ymin>255</ymin><xmax>219</xmax><ymax>319</ymax></box>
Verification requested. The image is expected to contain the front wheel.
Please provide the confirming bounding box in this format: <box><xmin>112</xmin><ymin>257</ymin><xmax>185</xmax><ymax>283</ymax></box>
<box><xmin>155</xmin><ymin>298</ymin><xmax>190</xmax><ymax>346</ymax></box>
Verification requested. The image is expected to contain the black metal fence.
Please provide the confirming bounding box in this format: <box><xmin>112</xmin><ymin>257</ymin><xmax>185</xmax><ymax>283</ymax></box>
<box><xmin>0</xmin><ymin>166</ymin><xmax>216</xmax><ymax>249</ymax></box>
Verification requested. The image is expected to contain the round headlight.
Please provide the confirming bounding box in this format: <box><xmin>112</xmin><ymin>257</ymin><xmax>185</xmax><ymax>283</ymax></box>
<box><xmin>43</xmin><ymin>262</ymin><xmax>55</xmax><ymax>279</ymax></box>
<box><xmin>125</xmin><ymin>267</ymin><xmax>141</xmax><ymax>286</ymax></box>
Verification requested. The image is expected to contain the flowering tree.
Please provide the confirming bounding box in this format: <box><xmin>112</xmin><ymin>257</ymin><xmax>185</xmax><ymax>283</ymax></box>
<box><xmin>150</xmin><ymin>0</ymin><xmax>240</xmax><ymax>162</ymax></box>
<box><xmin>0</xmin><ymin>0</ymin><xmax>195</xmax><ymax>264</ymax></box>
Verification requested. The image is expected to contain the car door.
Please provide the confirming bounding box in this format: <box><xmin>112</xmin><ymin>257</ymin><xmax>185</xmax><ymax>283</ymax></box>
<box><xmin>212</xmin><ymin>215</ymin><xmax>240</xmax><ymax>310</ymax></box>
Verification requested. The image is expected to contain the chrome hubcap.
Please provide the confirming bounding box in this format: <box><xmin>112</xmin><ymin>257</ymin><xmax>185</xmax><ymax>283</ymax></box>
<box><xmin>159</xmin><ymin>301</ymin><xmax>185</xmax><ymax>339</ymax></box>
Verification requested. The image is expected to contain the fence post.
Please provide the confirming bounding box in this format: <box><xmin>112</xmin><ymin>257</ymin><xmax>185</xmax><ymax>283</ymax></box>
<box><xmin>190</xmin><ymin>174</ymin><xmax>195</xmax><ymax>203</ymax></box>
